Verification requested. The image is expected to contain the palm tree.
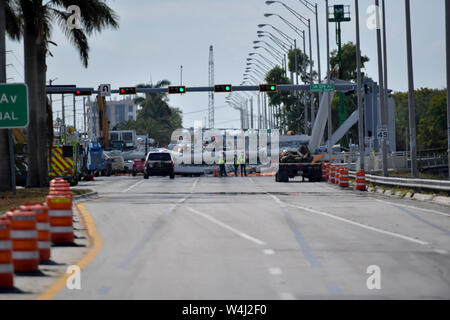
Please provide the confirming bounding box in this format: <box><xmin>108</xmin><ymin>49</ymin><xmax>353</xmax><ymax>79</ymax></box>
<box><xmin>5</xmin><ymin>0</ymin><xmax>119</xmax><ymax>187</ymax></box>
<box><xmin>135</xmin><ymin>80</ymin><xmax>173</xmax><ymax>122</ymax></box>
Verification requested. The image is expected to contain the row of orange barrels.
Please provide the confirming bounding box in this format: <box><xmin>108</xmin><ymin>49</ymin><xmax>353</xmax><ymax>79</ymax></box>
<box><xmin>0</xmin><ymin>178</ymin><xmax>74</xmax><ymax>288</ymax></box>
<box><xmin>321</xmin><ymin>163</ymin><xmax>366</xmax><ymax>191</ymax></box>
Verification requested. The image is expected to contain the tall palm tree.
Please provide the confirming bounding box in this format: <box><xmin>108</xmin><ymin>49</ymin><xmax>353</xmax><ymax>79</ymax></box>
<box><xmin>5</xmin><ymin>0</ymin><xmax>119</xmax><ymax>187</ymax></box>
<box><xmin>0</xmin><ymin>0</ymin><xmax>21</xmax><ymax>192</ymax></box>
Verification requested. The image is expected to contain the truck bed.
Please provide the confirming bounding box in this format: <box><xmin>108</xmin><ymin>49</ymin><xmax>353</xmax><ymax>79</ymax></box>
<box><xmin>276</xmin><ymin>162</ymin><xmax>322</xmax><ymax>182</ymax></box>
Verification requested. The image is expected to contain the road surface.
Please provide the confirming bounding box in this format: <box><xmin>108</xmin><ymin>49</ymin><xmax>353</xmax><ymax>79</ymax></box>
<box><xmin>56</xmin><ymin>175</ymin><xmax>450</xmax><ymax>299</ymax></box>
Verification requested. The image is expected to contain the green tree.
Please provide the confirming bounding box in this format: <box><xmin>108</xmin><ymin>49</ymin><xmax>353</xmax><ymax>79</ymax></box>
<box><xmin>393</xmin><ymin>88</ymin><xmax>444</xmax><ymax>151</ymax></box>
<box><xmin>417</xmin><ymin>90</ymin><xmax>447</xmax><ymax>150</ymax></box>
<box><xmin>287</xmin><ymin>48</ymin><xmax>317</xmax><ymax>83</ymax></box>
<box><xmin>5</xmin><ymin>0</ymin><xmax>119</xmax><ymax>187</ymax></box>
<box><xmin>330</xmin><ymin>42</ymin><xmax>369</xmax><ymax>81</ymax></box>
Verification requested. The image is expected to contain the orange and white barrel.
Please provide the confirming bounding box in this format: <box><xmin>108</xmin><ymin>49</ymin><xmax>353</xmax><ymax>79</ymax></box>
<box><xmin>335</xmin><ymin>166</ymin><xmax>341</xmax><ymax>185</ymax></box>
<box><xmin>20</xmin><ymin>203</ymin><xmax>51</xmax><ymax>261</ymax></box>
<box><xmin>322</xmin><ymin>163</ymin><xmax>329</xmax><ymax>181</ymax></box>
<box><xmin>0</xmin><ymin>217</ymin><xmax>14</xmax><ymax>288</ymax></box>
<box><xmin>328</xmin><ymin>165</ymin><xmax>335</xmax><ymax>183</ymax></box>
<box><xmin>6</xmin><ymin>209</ymin><xmax>39</xmax><ymax>272</ymax></box>
<box><xmin>355</xmin><ymin>170</ymin><xmax>367</xmax><ymax>191</ymax></box>
<box><xmin>339</xmin><ymin>168</ymin><xmax>349</xmax><ymax>187</ymax></box>
<box><xmin>46</xmin><ymin>191</ymin><xmax>74</xmax><ymax>244</ymax></box>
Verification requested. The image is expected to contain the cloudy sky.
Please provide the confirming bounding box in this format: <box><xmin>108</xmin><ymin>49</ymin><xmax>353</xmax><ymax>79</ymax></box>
<box><xmin>5</xmin><ymin>0</ymin><xmax>447</xmax><ymax>130</ymax></box>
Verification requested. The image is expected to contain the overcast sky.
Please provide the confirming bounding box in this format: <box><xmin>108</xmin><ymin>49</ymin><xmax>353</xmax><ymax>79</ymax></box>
<box><xmin>5</xmin><ymin>0</ymin><xmax>447</xmax><ymax>130</ymax></box>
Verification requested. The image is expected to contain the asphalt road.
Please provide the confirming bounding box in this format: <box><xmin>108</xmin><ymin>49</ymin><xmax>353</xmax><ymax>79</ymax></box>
<box><xmin>57</xmin><ymin>175</ymin><xmax>450</xmax><ymax>299</ymax></box>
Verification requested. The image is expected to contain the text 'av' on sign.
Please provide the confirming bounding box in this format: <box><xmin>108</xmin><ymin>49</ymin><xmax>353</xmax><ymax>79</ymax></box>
<box><xmin>0</xmin><ymin>83</ymin><xmax>29</xmax><ymax>128</ymax></box>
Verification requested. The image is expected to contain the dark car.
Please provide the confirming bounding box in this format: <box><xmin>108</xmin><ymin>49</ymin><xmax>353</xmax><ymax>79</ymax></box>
<box><xmin>132</xmin><ymin>158</ymin><xmax>146</xmax><ymax>176</ymax></box>
<box><xmin>144</xmin><ymin>151</ymin><xmax>175</xmax><ymax>179</ymax></box>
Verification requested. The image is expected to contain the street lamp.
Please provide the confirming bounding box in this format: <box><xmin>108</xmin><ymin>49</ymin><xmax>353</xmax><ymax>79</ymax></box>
<box><xmin>249</xmin><ymin>52</ymin><xmax>276</xmax><ymax>68</ymax></box>
<box><xmin>247</xmin><ymin>57</ymin><xmax>272</xmax><ymax>70</ymax></box>
<box><xmin>246</xmin><ymin>62</ymin><xmax>271</xmax><ymax>74</ymax></box>
<box><xmin>297</xmin><ymin>0</ymin><xmax>322</xmax><ymax>84</ymax></box>
<box><xmin>266</xmin><ymin>3</ymin><xmax>316</xmax><ymax>130</ymax></box>
<box><xmin>253</xmin><ymin>46</ymin><xmax>283</xmax><ymax>66</ymax></box>
<box><xmin>253</xmin><ymin>40</ymin><xmax>284</xmax><ymax>59</ymax></box>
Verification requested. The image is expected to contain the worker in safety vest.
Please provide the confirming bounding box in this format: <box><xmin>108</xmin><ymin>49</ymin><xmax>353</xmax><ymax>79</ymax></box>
<box><xmin>240</xmin><ymin>152</ymin><xmax>247</xmax><ymax>177</ymax></box>
<box><xmin>218</xmin><ymin>152</ymin><xmax>227</xmax><ymax>177</ymax></box>
<box><xmin>233</xmin><ymin>154</ymin><xmax>239</xmax><ymax>177</ymax></box>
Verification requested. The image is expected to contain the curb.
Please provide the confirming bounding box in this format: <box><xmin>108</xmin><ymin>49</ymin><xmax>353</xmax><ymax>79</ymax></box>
<box><xmin>73</xmin><ymin>192</ymin><xmax>99</xmax><ymax>200</ymax></box>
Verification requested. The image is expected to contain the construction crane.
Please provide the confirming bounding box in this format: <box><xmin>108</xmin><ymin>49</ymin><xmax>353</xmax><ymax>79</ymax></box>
<box><xmin>208</xmin><ymin>45</ymin><xmax>214</xmax><ymax>128</ymax></box>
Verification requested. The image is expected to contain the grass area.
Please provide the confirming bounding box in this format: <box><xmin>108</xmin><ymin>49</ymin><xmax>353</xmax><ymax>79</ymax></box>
<box><xmin>0</xmin><ymin>188</ymin><xmax>92</xmax><ymax>214</ymax></box>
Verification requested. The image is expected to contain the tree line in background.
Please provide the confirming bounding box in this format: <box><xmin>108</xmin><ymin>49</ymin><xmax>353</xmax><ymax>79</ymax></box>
<box><xmin>265</xmin><ymin>41</ymin><xmax>448</xmax><ymax>152</ymax></box>
<box><xmin>118</xmin><ymin>80</ymin><xmax>183</xmax><ymax>147</ymax></box>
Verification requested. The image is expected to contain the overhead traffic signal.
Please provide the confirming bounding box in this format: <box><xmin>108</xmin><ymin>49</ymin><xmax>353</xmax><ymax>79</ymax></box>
<box><xmin>74</xmin><ymin>89</ymin><xmax>93</xmax><ymax>96</ymax></box>
<box><xmin>259</xmin><ymin>84</ymin><xmax>277</xmax><ymax>93</ymax></box>
<box><xmin>168</xmin><ymin>86</ymin><xmax>186</xmax><ymax>94</ymax></box>
<box><xmin>214</xmin><ymin>84</ymin><xmax>232</xmax><ymax>93</ymax></box>
<box><xmin>119</xmin><ymin>87</ymin><xmax>137</xmax><ymax>95</ymax></box>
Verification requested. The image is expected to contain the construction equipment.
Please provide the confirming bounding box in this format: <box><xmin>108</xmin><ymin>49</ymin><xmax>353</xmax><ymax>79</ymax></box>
<box><xmin>97</xmin><ymin>93</ymin><xmax>109</xmax><ymax>150</ymax></box>
<box><xmin>276</xmin><ymin>145</ymin><xmax>322</xmax><ymax>183</ymax></box>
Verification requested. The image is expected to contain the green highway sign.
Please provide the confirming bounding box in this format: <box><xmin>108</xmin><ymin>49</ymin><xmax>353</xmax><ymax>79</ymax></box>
<box><xmin>0</xmin><ymin>83</ymin><xmax>29</xmax><ymax>128</ymax></box>
<box><xmin>310</xmin><ymin>83</ymin><xmax>335</xmax><ymax>92</ymax></box>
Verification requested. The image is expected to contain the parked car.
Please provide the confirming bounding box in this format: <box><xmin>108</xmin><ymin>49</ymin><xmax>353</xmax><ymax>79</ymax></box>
<box><xmin>144</xmin><ymin>151</ymin><xmax>175</xmax><ymax>179</ymax></box>
<box><xmin>131</xmin><ymin>158</ymin><xmax>145</xmax><ymax>176</ymax></box>
<box><xmin>110</xmin><ymin>156</ymin><xmax>125</xmax><ymax>174</ymax></box>
<box><xmin>124</xmin><ymin>160</ymin><xmax>134</xmax><ymax>173</ymax></box>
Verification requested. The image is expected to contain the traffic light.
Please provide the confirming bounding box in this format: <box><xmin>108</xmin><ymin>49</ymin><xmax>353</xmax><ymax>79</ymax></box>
<box><xmin>214</xmin><ymin>84</ymin><xmax>232</xmax><ymax>93</ymax></box>
<box><xmin>74</xmin><ymin>89</ymin><xmax>93</xmax><ymax>96</ymax></box>
<box><xmin>259</xmin><ymin>84</ymin><xmax>277</xmax><ymax>93</ymax></box>
<box><xmin>168</xmin><ymin>86</ymin><xmax>186</xmax><ymax>94</ymax></box>
<box><xmin>119</xmin><ymin>87</ymin><xmax>137</xmax><ymax>95</ymax></box>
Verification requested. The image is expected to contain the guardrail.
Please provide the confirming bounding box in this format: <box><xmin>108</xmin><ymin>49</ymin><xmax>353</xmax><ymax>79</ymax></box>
<box><xmin>348</xmin><ymin>171</ymin><xmax>450</xmax><ymax>192</ymax></box>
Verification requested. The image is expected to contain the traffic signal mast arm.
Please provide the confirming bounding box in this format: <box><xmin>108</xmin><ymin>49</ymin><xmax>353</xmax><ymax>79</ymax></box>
<box><xmin>45</xmin><ymin>84</ymin><xmax>357</xmax><ymax>94</ymax></box>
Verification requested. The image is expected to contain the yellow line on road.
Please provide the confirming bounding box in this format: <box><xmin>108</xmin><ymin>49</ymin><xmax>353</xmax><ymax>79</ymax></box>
<box><xmin>37</xmin><ymin>203</ymin><xmax>104</xmax><ymax>300</ymax></box>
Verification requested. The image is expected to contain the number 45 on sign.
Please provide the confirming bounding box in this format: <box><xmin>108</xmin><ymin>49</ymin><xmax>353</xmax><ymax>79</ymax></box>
<box><xmin>377</xmin><ymin>125</ymin><xmax>388</xmax><ymax>139</ymax></box>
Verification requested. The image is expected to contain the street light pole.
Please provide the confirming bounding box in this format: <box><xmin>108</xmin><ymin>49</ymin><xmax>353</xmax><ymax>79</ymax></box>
<box><xmin>355</xmin><ymin>0</ymin><xmax>364</xmax><ymax>170</ymax></box>
<box><xmin>446</xmin><ymin>0</ymin><xmax>450</xmax><ymax>180</ymax></box>
<box><xmin>308</xmin><ymin>18</ymin><xmax>314</xmax><ymax>128</ymax></box>
<box><xmin>375</xmin><ymin>0</ymin><xmax>388</xmax><ymax>177</ymax></box>
<box><xmin>405</xmin><ymin>0</ymin><xmax>418</xmax><ymax>178</ymax></box>
<box><xmin>326</xmin><ymin>0</ymin><xmax>332</xmax><ymax>162</ymax></box>
<box><xmin>382</xmin><ymin>0</ymin><xmax>389</xmax><ymax>124</ymax></box>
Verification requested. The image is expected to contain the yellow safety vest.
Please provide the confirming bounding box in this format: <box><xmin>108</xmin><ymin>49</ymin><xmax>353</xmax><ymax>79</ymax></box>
<box><xmin>240</xmin><ymin>154</ymin><xmax>246</xmax><ymax>163</ymax></box>
<box><xmin>234</xmin><ymin>158</ymin><xmax>239</xmax><ymax>165</ymax></box>
<box><xmin>218</xmin><ymin>158</ymin><xmax>225</xmax><ymax>165</ymax></box>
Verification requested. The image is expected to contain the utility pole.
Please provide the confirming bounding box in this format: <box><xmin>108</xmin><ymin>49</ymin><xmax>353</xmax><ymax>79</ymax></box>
<box><xmin>208</xmin><ymin>46</ymin><xmax>215</xmax><ymax>128</ymax></box>
<box><xmin>257</xmin><ymin>94</ymin><xmax>261</xmax><ymax>129</ymax></box>
<box><xmin>73</xmin><ymin>94</ymin><xmax>76</xmax><ymax>130</ymax></box>
<box><xmin>62</xmin><ymin>94</ymin><xmax>65</xmax><ymax>127</ymax></box>
<box><xmin>446</xmin><ymin>0</ymin><xmax>450</xmax><ymax>180</ymax></box>
<box><xmin>250</xmin><ymin>97</ymin><xmax>254</xmax><ymax>129</ymax></box>
<box><xmin>382</xmin><ymin>0</ymin><xmax>389</xmax><ymax>128</ymax></box>
<box><xmin>326</xmin><ymin>0</ymin><xmax>332</xmax><ymax>162</ymax></box>
<box><xmin>308</xmin><ymin>18</ymin><xmax>314</xmax><ymax>128</ymax></box>
<box><xmin>83</xmin><ymin>97</ymin><xmax>86</xmax><ymax>135</ymax></box>
<box><xmin>302</xmin><ymin>30</ymin><xmax>308</xmax><ymax>135</ymax></box>
<box><xmin>315</xmin><ymin>3</ymin><xmax>321</xmax><ymax>84</ymax></box>
<box><xmin>375</xmin><ymin>0</ymin><xmax>388</xmax><ymax>176</ymax></box>
<box><xmin>405</xmin><ymin>0</ymin><xmax>418</xmax><ymax>178</ymax></box>
<box><xmin>355</xmin><ymin>0</ymin><xmax>364</xmax><ymax>170</ymax></box>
